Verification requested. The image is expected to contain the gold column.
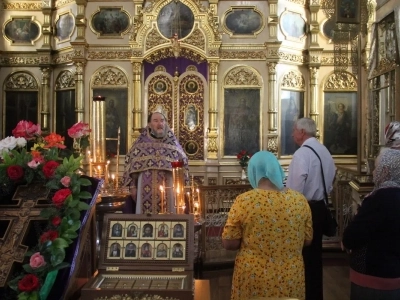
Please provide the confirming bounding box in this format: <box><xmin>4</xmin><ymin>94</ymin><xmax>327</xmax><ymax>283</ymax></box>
<box><xmin>267</xmin><ymin>62</ymin><xmax>278</xmax><ymax>133</ymax></box>
<box><xmin>92</xmin><ymin>96</ymin><xmax>106</xmax><ymax>163</ymax></box>
<box><xmin>309</xmin><ymin>67</ymin><xmax>319</xmax><ymax>131</ymax></box>
<box><xmin>207</xmin><ymin>61</ymin><xmax>219</xmax><ymax>159</ymax></box>
<box><xmin>266</xmin><ymin>61</ymin><xmax>278</xmax><ymax>154</ymax></box>
<box><xmin>309</xmin><ymin>2</ymin><xmax>320</xmax><ymax>47</ymax></box>
<box><xmin>74</xmin><ymin>61</ymin><xmax>85</xmax><ymax>122</ymax></box>
<box><xmin>131</xmin><ymin>61</ymin><xmax>142</xmax><ymax>139</ymax></box>
<box><xmin>40</xmin><ymin>67</ymin><xmax>51</xmax><ymax>133</ymax></box>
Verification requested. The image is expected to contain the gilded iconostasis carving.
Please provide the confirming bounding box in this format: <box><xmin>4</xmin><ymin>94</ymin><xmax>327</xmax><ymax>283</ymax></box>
<box><xmin>1</xmin><ymin>0</ymin><xmax>398</xmax><ymax>184</ymax></box>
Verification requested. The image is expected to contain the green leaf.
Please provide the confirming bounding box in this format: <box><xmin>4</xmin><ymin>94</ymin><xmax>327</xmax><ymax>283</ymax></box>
<box><xmin>39</xmin><ymin>270</ymin><xmax>58</xmax><ymax>300</ymax></box>
<box><xmin>52</xmin><ymin>238</ymin><xmax>69</xmax><ymax>249</ymax></box>
<box><xmin>67</xmin><ymin>219</ymin><xmax>81</xmax><ymax>231</ymax></box>
<box><xmin>65</xmin><ymin>208</ymin><xmax>80</xmax><ymax>220</ymax></box>
<box><xmin>77</xmin><ymin>201</ymin><xmax>90</xmax><ymax>211</ymax></box>
<box><xmin>22</xmin><ymin>264</ymin><xmax>34</xmax><ymax>273</ymax></box>
<box><xmin>50</xmin><ymin>247</ymin><xmax>66</xmax><ymax>266</ymax></box>
<box><xmin>40</xmin><ymin>208</ymin><xmax>57</xmax><ymax>219</ymax></box>
<box><xmin>8</xmin><ymin>275</ymin><xmax>23</xmax><ymax>291</ymax></box>
<box><xmin>79</xmin><ymin>191</ymin><xmax>92</xmax><ymax>199</ymax></box>
<box><xmin>79</xmin><ymin>177</ymin><xmax>92</xmax><ymax>186</ymax></box>
<box><xmin>62</xmin><ymin>230</ymin><xmax>78</xmax><ymax>240</ymax></box>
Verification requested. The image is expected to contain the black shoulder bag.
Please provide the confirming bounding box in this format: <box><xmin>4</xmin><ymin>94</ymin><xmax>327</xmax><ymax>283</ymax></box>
<box><xmin>303</xmin><ymin>145</ymin><xmax>338</xmax><ymax>237</ymax></box>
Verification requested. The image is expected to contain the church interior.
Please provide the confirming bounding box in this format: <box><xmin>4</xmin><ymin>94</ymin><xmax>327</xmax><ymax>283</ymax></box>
<box><xmin>0</xmin><ymin>0</ymin><xmax>399</xmax><ymax>299</ymax></box>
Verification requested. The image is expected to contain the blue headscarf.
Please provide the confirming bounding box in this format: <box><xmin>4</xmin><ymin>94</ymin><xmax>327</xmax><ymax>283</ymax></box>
<box><xmin>247</xmin><ymin>151</ymin><xmax>285</xmax><ymax>190</ymax></box>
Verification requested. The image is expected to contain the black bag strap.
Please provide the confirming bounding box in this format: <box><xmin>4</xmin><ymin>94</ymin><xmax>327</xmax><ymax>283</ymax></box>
<box><xmin>303</xmin><ymin>145</ymin><xmax>329</xmax><ymax>206</ymax></box>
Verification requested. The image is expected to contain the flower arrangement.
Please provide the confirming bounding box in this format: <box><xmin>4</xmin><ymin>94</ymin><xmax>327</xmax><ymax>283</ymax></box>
<box><xmin>0</xmin><ymin>120</ymin><xmax>93</xmax><ymax>300</ymax></box>
<box><xmin>237</xmin><ymin>150</ymin><xmax>252</xmax><ymax>168</ymax></box>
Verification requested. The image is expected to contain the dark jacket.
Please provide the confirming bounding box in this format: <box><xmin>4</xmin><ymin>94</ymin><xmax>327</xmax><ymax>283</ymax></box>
<box><xmin>342</xmin><ymin>187</ymin><xmax>400</xmax><ymax>278</ymax></box>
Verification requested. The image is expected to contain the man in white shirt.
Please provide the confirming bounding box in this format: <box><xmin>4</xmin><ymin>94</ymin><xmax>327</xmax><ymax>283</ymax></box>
<box><xmin>286</xmin><ymin>118</ymin><xmax>336</xmax><ymax>300</ymax></box>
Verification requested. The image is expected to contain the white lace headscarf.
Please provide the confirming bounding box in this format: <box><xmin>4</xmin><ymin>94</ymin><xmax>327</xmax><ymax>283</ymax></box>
<box><xmin>373</xmin><ymin>148</ymin><xmax>400</xmax><ymax>190</ymax></box>
<box><xmin>384</xmin><ymin>121</ymin><xmax>400</xmax><ymax>149</ymax></box>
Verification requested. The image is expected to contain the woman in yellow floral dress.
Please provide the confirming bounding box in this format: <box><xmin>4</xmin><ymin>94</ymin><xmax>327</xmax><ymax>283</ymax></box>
<box><xmin>222</xmin><ymin>151</ymin><xmax>313</xmax><ymax>300</ymax></box>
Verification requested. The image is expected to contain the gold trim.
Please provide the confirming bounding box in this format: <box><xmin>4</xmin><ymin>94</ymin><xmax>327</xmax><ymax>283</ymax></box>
<box><xmin>4</xmin><ymin>71</ymin><xmax>39</xmax><ymax>90</ymax></box>
<box><xmin>324</xmin><ymin>71</ymin><xmax>357</xmax><ymax>91</ymax></box>
<box><xmin>55</xmin><ymin>70</ymin><xmax>75</xmax><ymax>90</ymax></box>
<box><xmin>2</xmin><ymin>2</ymin><xmax>42</xmax><ymax>10</ymax></box>
<box><xmin>280</xmin><ymin>70</ymin><xmax>305</xmax><ymax>89</ymax></box>
<box><xmin>94</xmin><ymin>295</ymin><xmax>180</xmax><ymax>300</ymax></box>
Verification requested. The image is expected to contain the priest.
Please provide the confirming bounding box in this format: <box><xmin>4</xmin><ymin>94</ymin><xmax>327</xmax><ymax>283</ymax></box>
<box><xmin>122</xmin><ymin>111</ymin><xmax>189</xmax><ymax>214</ymax></box>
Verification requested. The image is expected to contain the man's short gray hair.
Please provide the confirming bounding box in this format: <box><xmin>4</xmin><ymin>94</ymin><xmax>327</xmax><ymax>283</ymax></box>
<box><xmin>295</xmin><ymin>118</ymin><xmax>317</xmax><ymax>137</ymax></box>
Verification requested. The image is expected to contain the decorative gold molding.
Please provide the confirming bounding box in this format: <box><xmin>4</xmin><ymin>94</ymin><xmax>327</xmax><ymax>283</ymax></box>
<box><xmin>267</xmin><ymin>135</ymin><xmax>278</xmax><ymax>155</ymax></box>
<box><xmin>87</xmin><ymin>50</ymin><xmax>131</xmax><ymax>60</ymax></box>
<box><xmin>220</xmin><ymin>50</ymin><xmax>266</xmax><ymax>60</ymax></box>
<box><xmin>55</xmin><ymin>0</ymin><xmax>74</xmax><ymax>8</ymax></box>
<box><xmin>207</xmin><ymin>4</ymin><xmax>221</xmax><ymax>42</ymax></box>
<box><xmin>281</xmin><ymin>71</ymin><xmax>305</xmax><ymax>89</ymax></box>
<box><xmin>287</xmin><ymin>0</ymin><xmax>306</xmax><ymax>4</ymax></box>
<box><xmin>371</xmin><ymin>58</ymin><xmax>398</xmax><ymax>77</ymax></box>
<box><xmin>324</xmin><ymin>72</ymin><xmax>357</xmax><ymax>91</ymax></box>
<box><xmin>55</xmin><ymin>70</ymin><xmax>75</xmax><ymax>90</ymax></box>
<box><xmin>145</xmin><ymin>48</ymin><xmax>206</xmax><ymax>64</ymax></box>
<box><xmin>5</xmin><ymin>72</ymin><xmax>38</xmax><ymax>89</ymax></box>
<box><xmin>145</xmin><ymin>28</ymin><xmax>167</xmax><ymax>51</ymax></box>
<box><xmin>0</xmin><ymin>55</ymin><xmax>41</xmax><ymax>66</ymax></box>
<box><xmin>154</xmin><ymin>65</ymin><xmax>166</xmax><ymax>72</ymax></box>
<box><xmin>2</xmin><ymin>2</ymin><xmax>42</xmax><ymax>10</ymax></box>
<box><xmin>183</xmin><ymin>28</ymin><xmax>205</xmax><ymax>50</ymax></box>
<box><xmin>278</xmin><ymin>52</ymin><xmax>307</xmax><ymax>64</ymax></box>
<box><xmin>92</xmin><ymin>66</ymin><xmax>128</xmax><ymax>87</ymax></box>
<box><xmin>94</xmin><ymin>295</ymin><xmax>179</xmax><ymax>300</ymax></box>
<box><xmin>224</xmin><ymin>67</ymin><xmax>261</xmax><ymax>86</ymax></box>
<box><xmin>53</xmin><ymin>52</ymin><xmax>73</xmax><ymax>65</ymax></box>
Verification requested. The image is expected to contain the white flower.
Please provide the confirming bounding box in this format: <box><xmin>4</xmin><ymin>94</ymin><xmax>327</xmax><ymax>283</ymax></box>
<box><xmin>0</xmin><ymin>136</ymin><xmax>17</xmax><ymax>151</ymax></box>
<box><xmin>15</xmin><ymin>137</ymin><xmax>27</xmax><ymax>148</ymax></box>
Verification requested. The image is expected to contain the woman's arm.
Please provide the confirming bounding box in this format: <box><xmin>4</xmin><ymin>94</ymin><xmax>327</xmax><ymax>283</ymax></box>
<box><xmin>222</xmin><ymin>239</ymin><xmax>241</xmax><ymax>251</ymax></box>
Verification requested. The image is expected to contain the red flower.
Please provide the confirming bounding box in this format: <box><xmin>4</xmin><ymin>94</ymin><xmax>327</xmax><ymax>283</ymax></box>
<box><xmin>51</xmin><ymin>216</ymin><xmax>62</xmax><ymax>226</ymax></box>
<box><xmin>40</xmin><ymin>230</ymin><xmax>59</xmax><ymax>243</ymax></box>
<box><xmin>7</xmin><ymin>165</ymin><xmax>24</xmax><ymax>181</ymax></box>
<box><xmin>17</xmin><ymin>274</ymin><xmax>40</xmax><ymax>292</ymax></box>
<box><xmin>43</xmin><ymin>133</ymin><xmax>66</xmax><ymax>149</ymax></box>
<box><xmin>12</xmin><ymin>120</ymin><xmax>41</xmax><ymax>141</ymax></box>
<box><xmin>42</xmin><ymin>160</ymin><xmax>59</xmax><ymax>178</ymax></box>
<box><xmin>52</xmin><ymin>189</ymin><xmax>71</xmax><ymax>207</ymax></box>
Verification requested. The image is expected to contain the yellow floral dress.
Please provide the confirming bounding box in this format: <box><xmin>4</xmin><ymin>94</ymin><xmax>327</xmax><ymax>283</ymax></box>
<box><xmin>222</xmin><ymin>188</ymin><xmax>313</xmax><ymax>300</ymax></box>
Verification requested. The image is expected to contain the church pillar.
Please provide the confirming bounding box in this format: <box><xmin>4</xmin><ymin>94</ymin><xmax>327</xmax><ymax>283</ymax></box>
<box><xmin>40</xmin><ymin>67</ymin><xmax>51</xmax><ymax>133</ymax></box>
<box><xmin>74</xmin><ymin>61</ymin><xmax>86</xmax><ymax>122</ymax></box>
<box><xmin>266</xmin><ymin>61</ymin><xmax>278</xmax><ymax>154</ymax></box>
<box><xmin>132</xmin><ymin>61</ymin><xmax>143</xmax><ymax>139</ymax></box>
<box><xmin>309</xmin><ymin>67</ymin><xmax>319</xmax><ymax>131</ymax></box>
<box><xmin>207</xmin><ymin>61</ymin><xmax>219</xmax><ymax>159</ymax></box>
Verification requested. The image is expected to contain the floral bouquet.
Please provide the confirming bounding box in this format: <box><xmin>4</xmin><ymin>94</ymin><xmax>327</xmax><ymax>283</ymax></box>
<box><xmin>237</xmin><ymin>150</ymin><xmax>252</xmax><ymax>168</ymax></box>
<box><xmin>0</xmin><ymin>120</ymin><xmax>93</xmax><ymax>300</ymax></box>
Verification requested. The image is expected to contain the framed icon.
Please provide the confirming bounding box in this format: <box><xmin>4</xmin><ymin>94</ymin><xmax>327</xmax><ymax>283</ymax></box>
<box><xmin>171</xmin><ymin>242</ymin><xmax>185</xmax><ymax>260</ymax></box>
<box><xmin>124</xmin><ymin>242</ymin><xmax>137</xmax><ymax>258</ymax></box>
<box><xmin>126</xmin><ymin>223</ymin><xmax>138</xmax><ymax>238</ymax></box>
<box><xmin>90</xmin><ymin>7</ymin><xmax>132</xmax><ymax>38</ymax></box>
<box><xmin>141</xmin><ymin>223</ymin><xmax>154</xmax><ymax>238</ymax></box>
<box><xmin>157</xmin><ymin>223</ymin><xmax>169</xmax><ymax>238</ymax></box>
<box><xmin>155</xmin><ymin>242</ymin><xmax>169</xmax><ymax>259</ymax></box>
<box><xmin>172</xmin><ymin>223</ymin><xmax>185</xmax><ymax>239</ymax></box>
<box><xmin>55</xmin><ymin>12</ymin><xmax>74</xmax><ymax>42</ymax></box>
<box><xmin>110</xmin><ymin>222</ymin><xmax>123</xmax><ymax>238</ymax></box>
<box><xmin>140</xmin><ymin>242</ymin><xmax>153</xmax><ymax>259</ymax></box>
<box><xmin>185</xmin><ymin>80</ymin><xmax>198</xmax><ymax>94</ymax></box>
<box><xmin>4</xmin><ymin>16</ymin><xmax>41</xmax><ymax>45</ymax></box>
<box><xmin>184</xmin><ymin>104</ymin><xmax>198</xmax><ymax>131</ymax></box>
<box><xmin>108</xmin><ymin>242</ymin><xmax>122</xmax><ymax>258</ymax></box>
<box><xmin>223</xmin><ymin>6</ymin><xmax>264</xmax><ymax>37</ymax></box>
<box><xmin>153</xmin><ymin>80</ymin><xmax>167</xmax><ymax>94</ymax></box>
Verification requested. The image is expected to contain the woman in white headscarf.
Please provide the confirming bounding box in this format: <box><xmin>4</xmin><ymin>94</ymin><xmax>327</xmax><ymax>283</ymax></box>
<box><xmin>222</xmin><ymin>151</ymin><xmax>313</xmax><ymax>300</ymax></box>
<box><xmin>342</xmin><ymin>148</ymin><xmax>400</xmax><ymax>300</ymax></box>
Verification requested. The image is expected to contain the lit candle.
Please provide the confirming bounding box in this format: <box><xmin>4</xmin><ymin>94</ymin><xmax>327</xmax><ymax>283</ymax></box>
<box><xmin>89</xmin><ymin>158</ymin><xmax>93</xmax><ymax>177</ymax></box>
<box><xmin>160</xmin><ymin>185</ymin><xmax>164</xmax><ymax>213</ymax></box>
<box><xmin>105</xmin><ymin>160</ymin><xmax>110</xmax><ymax>183</ymax></box>
<box><xmin>196</xmin><ymin>188</ymin><xmax>200</xmax><ymax>214</ymax></box>
<box><xmin>111</xmin><ymin>174</ymin><xmax>115</xmax><ymax>189</ymax></box>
